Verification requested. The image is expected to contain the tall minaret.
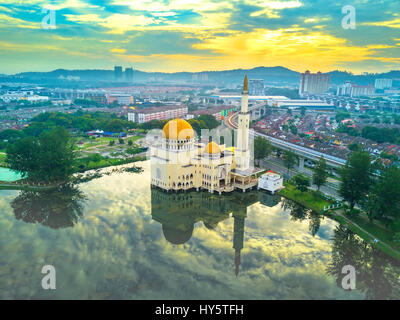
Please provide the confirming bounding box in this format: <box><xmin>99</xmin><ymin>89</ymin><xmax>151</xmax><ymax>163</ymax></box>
<box><xmin>235</xmin><ymin>75</ymin><xmax>250</xmax><ymax>172</ymax></box>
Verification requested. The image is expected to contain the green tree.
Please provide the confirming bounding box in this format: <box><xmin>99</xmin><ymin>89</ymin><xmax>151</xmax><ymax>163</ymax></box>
<box><xmin>119</xmin><ymin>138</ymin><xmax>125</xmax><ymax>144</ymax></box>
<box><xmin>254</xmin><ymin>136</ymin><xmax>272</xmax><ymax>166</ymax></box>
<box><xmin>293</xmin><ymin>174</ymin><xmax>310</xmax><ymax>192</ymax></box>
<box><xmin>283</xmin><ymin>150</ymin><xmax>297</xmax><ymax>174</ymax></box>
<box><xmin>339</xmin><ymin>151</ymin><xmax>372</xmax><ymax>210</ymax></box>
<box><xmin>313</xmin><ymin>157</ymin><xmax>328</xmax><ymax>191</ymax></box>
<box><xmin>128</xmin><ymin>140</ymin><xmax>133</xmax><ymax>146</ymax></box>
<box><xmin>335</xmin><ymin>111</ymin><xmax>351</xmax><ymax>123</ymax></box>
<box><xmin>197</xmin><ymin>114</ymin><xmax>219</xmax><ymax>130</ymax></box>
<box><xmin>6</xmin><ymin>127</ymin><xmax>75</xmax><ymax>183</ymax></box>
<box><xmin>371</xmin><ymin>166</ymin><xmax>400</xmax><ymax>226</ymax></box>
<box><xmin>109</xmin><ymin>140</ymin><xmax>115</xmax><ymax>146</ymax></box>
<box><xmin>290</xmin><ymin>125</ymin><xmax>298</xmax><ymax>135</ymax></box>
<box><xmin>11</xmin><ymin>184</ymin><xmax>86</xmax><ymax>229</ymax></box>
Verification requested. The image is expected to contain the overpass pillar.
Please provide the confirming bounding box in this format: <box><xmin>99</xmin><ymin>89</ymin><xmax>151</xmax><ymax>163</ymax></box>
<box><xmin>298</xmin><ymin>157</ymin><xmax>305</xmax><ymax>173</ymax></box>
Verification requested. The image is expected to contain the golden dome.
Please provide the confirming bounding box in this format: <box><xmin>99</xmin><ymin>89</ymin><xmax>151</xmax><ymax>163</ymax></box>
<box><xmin>162</xmin><ymin>118</ymin><xmax>194</xmax><ymax>140</ymax></box>
<box><xmin>205</xmin><ymin>141</ymin><xmax>221</xmax><ymax>154</ymax></box>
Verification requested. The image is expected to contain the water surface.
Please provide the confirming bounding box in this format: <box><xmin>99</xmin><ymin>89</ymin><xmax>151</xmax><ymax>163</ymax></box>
<box><xmin>0</xmin><ymin>161</ymin><xmax>399</xmax><ymax>299</ymax></box>
<box><xmin>0</xmin><ymin>167</ymin><xmax>22</xmax><ymax>182</ymax></box>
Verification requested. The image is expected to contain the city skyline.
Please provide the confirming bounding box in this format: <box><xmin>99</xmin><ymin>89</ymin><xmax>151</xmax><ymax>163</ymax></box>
<box><xmin>0</xmin><ymin>0</ymin><xmax>399</xmax><ymax>74</ymax></box>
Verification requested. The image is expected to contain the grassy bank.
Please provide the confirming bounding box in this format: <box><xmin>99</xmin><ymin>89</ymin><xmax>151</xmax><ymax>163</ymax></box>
<box><xmin>279</xmin><ymin>182</ymin><xmax>400</xmax><ymax>260</ymax></box>
<box><xmin>327</xmin><ymin>211</ymin><xmax>400</xmax><ymax>260</ymax></box>
<box><xmin>278</xmin><ymin>183</ymin><xmax>332</xmax><ymax>214</ymax></box>
<box><xmin>73</xmin><ymin>155</ymin><xmax>146</xmax><ymax>172</ymax></box>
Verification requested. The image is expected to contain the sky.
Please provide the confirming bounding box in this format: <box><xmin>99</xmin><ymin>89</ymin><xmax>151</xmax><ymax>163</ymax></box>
<box><xmin>0</xmin><ymin>0</ymin><xmax>399</xmax><ymax>74</ymax></box>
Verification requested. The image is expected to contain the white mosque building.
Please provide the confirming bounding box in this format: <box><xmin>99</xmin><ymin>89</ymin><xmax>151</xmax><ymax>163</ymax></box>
<box><xmin>150</xmin><ymin>76</ymin><xmax>262</xmax><ymax>194</ymax></box>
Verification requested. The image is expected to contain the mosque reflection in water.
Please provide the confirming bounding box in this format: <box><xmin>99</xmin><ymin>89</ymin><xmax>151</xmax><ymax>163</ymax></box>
<box><xmin>8</xmin><ymin>183</ymin><xmax>400</xmax><ymax>299</ymax></box>
<box><xmin>151</xmin><ymin>188</ymin><xmax>281</xmax><ymax>276</ymax></box>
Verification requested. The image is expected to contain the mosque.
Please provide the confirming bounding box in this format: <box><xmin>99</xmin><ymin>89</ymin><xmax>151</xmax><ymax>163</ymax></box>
<box><xmin>150</xmin><ymin>76</ymin><xmax>262</xmax><ymax>194</ymax></box>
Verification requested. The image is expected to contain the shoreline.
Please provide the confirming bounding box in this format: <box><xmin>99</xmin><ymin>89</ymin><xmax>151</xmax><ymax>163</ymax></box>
<box><xmin>0</xmin><ymin>156</ymin><xmax>146</xmax><ymax>191</ymax></box>
<box><xmin>278</xmin><ymin>183</ymin><xmax>400</xmax><ymax>261</ymax></box>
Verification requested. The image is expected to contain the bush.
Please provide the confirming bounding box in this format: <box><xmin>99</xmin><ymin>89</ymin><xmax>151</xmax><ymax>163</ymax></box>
<box><xmin>293</xmin><ymin>174</ymin><xmax>310</xmax><ymax>192</ymax></box>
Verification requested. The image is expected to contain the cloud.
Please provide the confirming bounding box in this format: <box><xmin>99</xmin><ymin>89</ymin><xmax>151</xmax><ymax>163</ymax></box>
<box><xmin>362</xmin><ymin>18</ymin><xmax>400</xmax><ymax>29</ymax></box>
<box><xmin>110</xmin><ymin>48</ymin><xmax>127</xmax><ymax>53</ymax></box>
<box><xmin>248</xmin><ymin>0</ymin><xmax>302</xmax><ymax>18</ymax></box>
<box><xmin>0</xmin><ymin>0</ymin><xmax>399</xmax><ymax>73</ymax></box>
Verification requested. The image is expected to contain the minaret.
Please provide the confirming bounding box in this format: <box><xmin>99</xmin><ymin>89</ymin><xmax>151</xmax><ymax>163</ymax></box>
<box><xmin>235</xmin><ymin>75</ymin><xmax>251</xmax><ymax>172</ymax></box>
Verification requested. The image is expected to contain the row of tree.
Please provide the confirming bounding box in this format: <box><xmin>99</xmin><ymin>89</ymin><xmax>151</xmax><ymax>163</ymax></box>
<box><xmin>339</xmin><ymin>151</ymin><xmax>400</xmax><ymax>229</ymax></box>
<box><xmin>337</xmin><ymin>124</ymin><xmax>400</xmax><ymax>144</ymax></box>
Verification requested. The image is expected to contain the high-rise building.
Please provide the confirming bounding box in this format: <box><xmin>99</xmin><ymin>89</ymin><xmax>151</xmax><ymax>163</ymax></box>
<box><xmin>249</xmin><ymin>79</ymin><xmax>265</xmax><ymax>96</ymax></box>
<box><xmin>125</xmin><ymin>67</ymin><xmax>134</xmax><ymax>82</ymax></box>
<box><xmin>350</xmin><ymin>84</ymin><xmax>375</xmax><ymax>97</ymax></box>
<box><xmin>107</xmin><ymin>93</ymin><xmax>133</xmax><ymax>105</ymax></box>
<box><xmin>192</xmin><ymin>73</ymin><xmax>208</xmax><ymax>82</ymax></box>
<box><xmin>114</xmin><ymin>66</ymin><xmax>123</xmax><ymax>81</ymax></box>
<box><xmin>375</xmin><ymin>79</ymin><xmax>393</xmax><ymax>90</ymax></box>
<box><xmin>128</xmin><ymin>105</ymin><xmax>188</xmax><ymax>123</ymax></box>
<box><xmin>337</xmin><ymin>81</ymin><xmax>352</xmax><ymax>96</ymax></box>
<box><xmin>299</xmin><ymin>71</ymin><xmax>330</xmax><ymax>96</ymax></box>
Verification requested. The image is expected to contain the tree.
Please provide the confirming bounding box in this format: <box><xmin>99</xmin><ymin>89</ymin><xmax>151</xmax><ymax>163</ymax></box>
<box><xmin>6</xmin><ymin>127</ymin><xmax>75</xmax><ymax>183</ymax></box>
<box><xmin>290</xmin><ymin>125</ymin><xmax>298</xmax><ymax>135</ymax></box>
<box><xmin>11</xmin><ymin>184</ymin><xmax>86</xmax><ymax>229</ymax></box>
<box><xmin>300</xmin><ymin>107</ymin><xmax>306</xmax><ymax>118</ymax></box>
<box><xmin>128</xmin><ymin>140</ymin><xmax>133</xmax><ymax>146</ymax></box>
<box><xmin>109</xmin><ymin>140</ymin><xmax>115</xmax><ymax>146</ymax></box>
<box><xmin>348</xmin><ymin>143</ymin><xmax>360</xmax><ymax>151</ymax></box>
<box><xmin>313</xmin><ymin>157</ymin><xmax>328</xmax><ymax>191</ymax></box>
<box><xmin>371</xmin><ymin>166</ymin><xmax>400</xmax><ymax>226</ymax></box>
<box><xmin>335</xmin><ymin>111</ymin><xmax>351</xmax><ymax>123</ymax></box>
<box><xmin>254</xmin><ymin>136</ymin><xmax>272</xmax><ymax>166</ymax></box>
<box><xmin>197</xmin><ymin>114</ymin><xmax>219</xmax><ymax>130</ymax></box>
<box><xmin>339</xmin><ymin>151</ymin><xmax>372</xmax><ymax>210</ymax></box>
<box><xmin>283</xmin><ymin>150</ymin><xmax>297</xmax><ymax>174</ymax></box>
<box><xmin>119</xmin><ymin>138</ymin><xmax>124</xmax><ymax>144</ymax></box>
<box><xmin>293</xmin><ymin>174</ymin><xmax>310</xmax><ymax>192</ymax></box>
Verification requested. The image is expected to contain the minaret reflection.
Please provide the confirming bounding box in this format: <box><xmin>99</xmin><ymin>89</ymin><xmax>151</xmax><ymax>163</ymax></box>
<box><xmin>232</xmin><ymin>208</ymin><xmax>246</xmax><ymax>276</ymax></box>
<box><xmin>150</xmin><ymin>188</ymin><xmax>280</xmax><ymax>275</ymax></box>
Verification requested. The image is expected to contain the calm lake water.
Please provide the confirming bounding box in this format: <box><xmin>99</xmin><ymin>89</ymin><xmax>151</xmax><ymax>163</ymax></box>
<box><xmin>0</xmin><ymin>167</ymin><xmax>22</xmax><ymax>182</ymax></box>
<box><xmin>0</xmin><ymin>161</ymin><xmax>399</xmax><ymax>300</ymax></box>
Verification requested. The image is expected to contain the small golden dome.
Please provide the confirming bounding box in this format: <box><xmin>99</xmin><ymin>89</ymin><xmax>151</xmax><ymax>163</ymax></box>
<box><xmin>162</xmin><ymin>118</ymin><xmax>194</xmax><ymax>140</ymax></box>
<box><xmin>205</xmin><ymin>141</ymin><xmax>221</xmax><ymax>154</ymax></box>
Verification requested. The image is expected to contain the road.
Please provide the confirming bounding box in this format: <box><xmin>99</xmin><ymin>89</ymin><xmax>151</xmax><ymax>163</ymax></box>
<box><xmin>260</xmin><ymin>158</ymin><xmax>341</xmax><ymax>198</ymax></box>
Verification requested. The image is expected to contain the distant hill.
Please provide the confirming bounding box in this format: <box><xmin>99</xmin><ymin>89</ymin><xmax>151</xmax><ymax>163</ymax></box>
<box><xmin>11</xmin><ymin>67</ymin><xmax>400</xmax><ymax>86</ymax></box>
<box><xmin>14</xmin><ymin>66</ymin><xmax>299</xmax><ymax>84</ymax></box>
